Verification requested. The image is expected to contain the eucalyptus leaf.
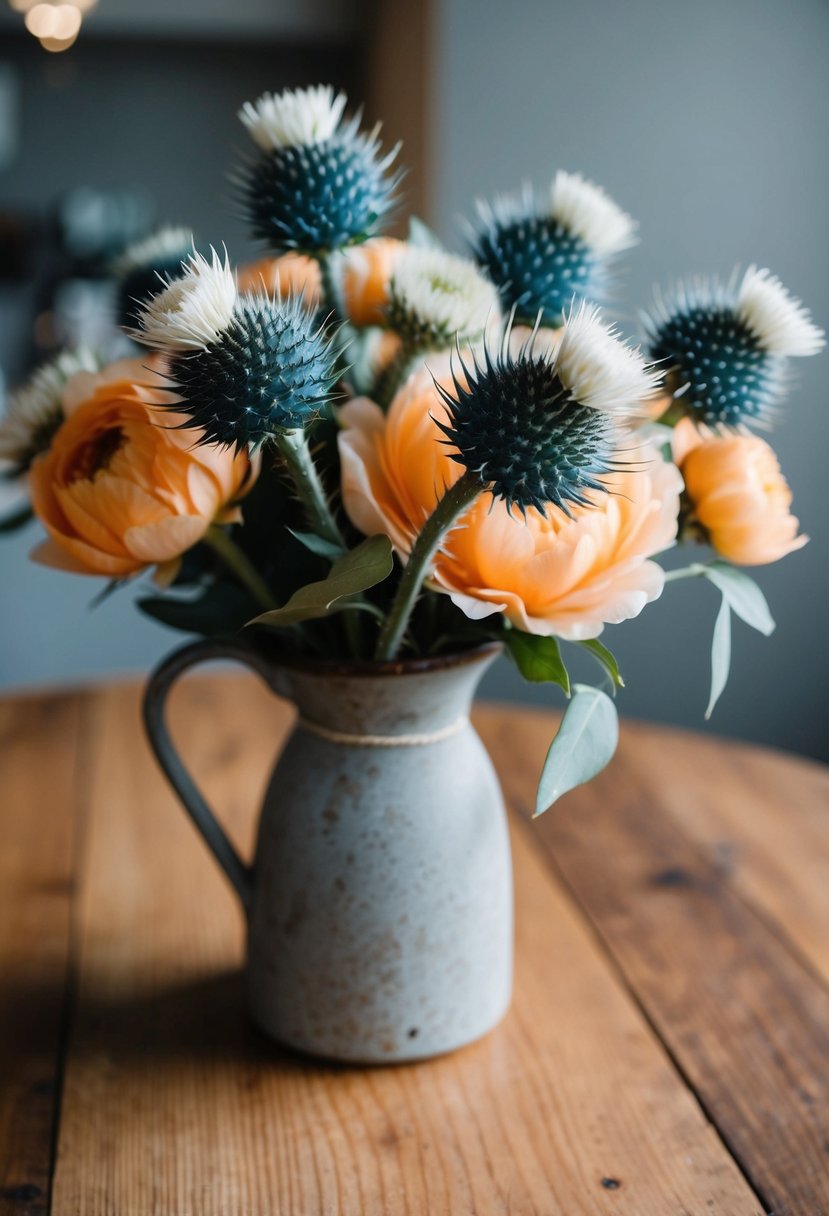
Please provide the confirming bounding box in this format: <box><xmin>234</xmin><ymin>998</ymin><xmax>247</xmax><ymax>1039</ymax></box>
<box><xmin>578</xmin><ymin>639</ymin><xmax>625</xmax><ymax>691</ymax></box>
<box><xmin>506</xmin><ymin>631</ymin><xmax>570</xmax><ymax>695</ymax></box>
<box><xmin>408</xmin><ymin>217</ymin><xmax>444</xmax><ymax>250</ymax></box>
<box><xmin>534</xmin><ymin>684</ymin><xmax>619</xmax><ymax>816</ymax></box>
<box><xmin>702</xmin><ymin>562</ymin><xmax>775</xmax><ymax>636</ymax></box>
<box><xmin>139</xmin><ymin>581</ymin><xmax>257</xmax><ymax>635</ymax></box>
<box><xmin>248</xmin><ymin>534</ymin><xmax>393</xmax><ymax>629</ymax></box>
<box><xmin>705</xmin><ymin>596</ymin><xmax>732</xmax><ymax>720</ymax></box>
<box><xmin>286</xmin><ymin>528</ymin><xmax>345</xmax><ymax>562</ymax></box>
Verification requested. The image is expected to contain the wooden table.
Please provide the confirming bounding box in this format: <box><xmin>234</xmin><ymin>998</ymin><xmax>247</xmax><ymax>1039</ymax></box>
<box><xmin>2</xmin><ymin>674</ymin><xmax>829</xmax><ymax>1215</ymax></box>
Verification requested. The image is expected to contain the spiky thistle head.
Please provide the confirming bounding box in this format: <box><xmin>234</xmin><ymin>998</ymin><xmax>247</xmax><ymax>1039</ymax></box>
<box><xmin>238</xmin><ymin>85</ymin><xmax>402</xmax><ymax>254</ymax></box>
<box><xmin>131</xmin><ymin>247</ymin><xmax>340</xmax><ymax>450</ymax></box>
<box><xmin>642</xmin><ymin>266</ymin><xmax>824</xmax><ymax>429</ymax></box>
<box><xmin>386</xmin><ymin>247</ymin><xmax>501</xmax><ymax>349</ymax></box>
<box><xmin>468</xmin><ymin>171</ymin><xmax>637</xmax><ymax>327</ymax></box>
<box><xmin>0</xmin><ymin>348</ymin><xmax>99</xmax><ymax>473</ymax></box>
<box><xmin>113</xmin><ymin>226</ymin><xmax>195</xmax><ymax>330</ymax></box>
<box><xmin>434</xmin><ymin>304</ymin><xmax>659</xmax><ymax>515</ymax></box>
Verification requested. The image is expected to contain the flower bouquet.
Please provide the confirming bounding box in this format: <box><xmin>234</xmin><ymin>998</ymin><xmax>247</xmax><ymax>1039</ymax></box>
<box><xmin>2</xmin><ymin>85</ymin><xmax>822</xmax><ymax>1059</ymax></box>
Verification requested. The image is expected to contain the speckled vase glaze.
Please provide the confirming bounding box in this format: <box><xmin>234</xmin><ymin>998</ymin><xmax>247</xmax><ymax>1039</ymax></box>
<box><xmin>143</xmin><ymin>638</ymin><xmax>513</xmax><ymax>1064</ymax></box>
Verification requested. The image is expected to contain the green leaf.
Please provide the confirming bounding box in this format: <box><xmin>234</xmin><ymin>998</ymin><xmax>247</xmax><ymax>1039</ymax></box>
<box><xmin>408</xmin><ymin>217</ymin><xmax>444</xmax><ymax>250</ymax></box>
<box><xmin>701</xmin><ymin>562</ymin><xmax>775</xmax><ymax>636</ymax></box>
<box><xmin>578</xmin><ymin>639</ymin><xmax>625</xmax><ymax>691</ymax></box>
<box><xmin>505</xmin><ymin>630</ymin><xmax>570</xmax><ymax>695</ymax></box>
<box><xmin>286</xmin><ymin>528</ymin><xmax>345</xmax><ymax>561</ymax></box>
<box><xmin>138</xmin><ymin>581</ymin><xmax>257</xmax><ymax>636</ymax></box>
<box><xmin>247</xmin><ymin>534</ymin><xmax>393</xmax><ymax>629</ymax></box>
<box><xmin>705</xmin><ymin>597</ymin><xmax>732</xmax><ymax>720</ymax></box>
<box><xmin>534</xmin><ymin>684</ymin><xmax>619</xmax><ymax>816</ymax></box>
<box><xmin>88</xmin><ymin>579</ymin><xmax>126</xmax><ymax>610</ymax></box>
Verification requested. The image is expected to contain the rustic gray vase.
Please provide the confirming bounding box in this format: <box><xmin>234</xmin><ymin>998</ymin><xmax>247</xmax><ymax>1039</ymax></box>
<box><xmin>143</xmin><ymin>638</ymin><xmax>513</xmax><ymax>1064</ymax></box>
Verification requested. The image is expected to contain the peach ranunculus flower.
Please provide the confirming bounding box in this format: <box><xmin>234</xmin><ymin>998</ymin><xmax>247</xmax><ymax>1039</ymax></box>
<box><xmin>29</xmin><ymin>359</ymin><xmax>255</xmax><ymax>578</ymax></box>
<box><xmin>338</xmin><ymin>368</ymin><xmax>682</xmax><ymax>639</ymax></box>
<box><xmin>236</xmin><ymin>253</ymin><xmax>321</xmax><ymax>306</ymax></box>
<box><xmin>341</xmin><ymin>237</ymin><xmax>406</xmax><ymax>327</ymax></box>
<box><xmin>672</xmin><ymin>419</ymin><xmax>807</xmax><ymax>566</ymax></box>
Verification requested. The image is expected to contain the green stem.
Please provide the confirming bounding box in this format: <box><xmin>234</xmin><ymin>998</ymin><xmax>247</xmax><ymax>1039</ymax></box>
<box><xmin>654</xmin><ymin>398</ymin><xmax>687</xmax><ymax>428</ymax></box>
<box><xmin>204</xmin><ymin>526</ymin><xmax>277</xmax><ymax>612</ymax></box>
<box><xmin>662</xmin><ymin>563</ymin><xmax>706</xmax><ymax>584</ymax></box>
<box><xmin>375</xmin><ymin>341</ymin><xmax>427</xmax><ymax>410</ymax></box>
<box><xmin>374</xmin><ymin>470</ymin><xmax>483</xmax><ymax>661</ymax></box>
<box><xmin>314</xmin><ymin>249</ymin><xmax>344</xmax><ymax>326</ymax></box>
<box><xmin>275</xmin><ymin>428</ymin><xmax>345</xmax><ymax>550</ymax></box>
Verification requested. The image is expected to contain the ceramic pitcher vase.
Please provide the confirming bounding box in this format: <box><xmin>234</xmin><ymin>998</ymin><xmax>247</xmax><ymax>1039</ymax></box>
<box><xmin>143</xmin><ymin>637</ymin><xmax>513</xmax><ymax>1064</ymax></box>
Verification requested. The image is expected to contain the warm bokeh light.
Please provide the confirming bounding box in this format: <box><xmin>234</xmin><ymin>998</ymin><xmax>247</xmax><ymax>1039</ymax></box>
<box><xmin>39</xmin><ymin>30</ymin><xmax>80</xmax><ymax>51</ymax></box>
<box><xmin>8</xmin><ymin>0</ymin><xmax>40</xmax><ymax>12</ymax></box>
<box><xmin>24</xmin><ymin>2</ymin><xmax>81</xmax><ymax>38</ymax></box>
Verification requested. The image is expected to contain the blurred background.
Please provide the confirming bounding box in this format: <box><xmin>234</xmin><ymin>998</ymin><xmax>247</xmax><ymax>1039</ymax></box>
<box><xmin>0</xmin><ymin>0</ymin><xmax>826</xmax><ymax>760</ymax></box>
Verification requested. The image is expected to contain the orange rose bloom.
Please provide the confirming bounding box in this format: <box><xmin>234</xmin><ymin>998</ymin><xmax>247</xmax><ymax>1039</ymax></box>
<box><xmin>338</xmin><ymin>369</ymin><xmax>682</xmax><ymax>639</ymax></box>
<box><xmin>29</xmin><ymin>359</ymin><xmax>254</xmax><ymax>578</ymax></box>
<box><xmin>341</xmin><ymin>238</ymin><xmax>406</xmax><ymax>327</ymax></box>
<box><xmin>236</xmin><ymin>253</ymin><xmax>321</xmax><ymax>306</ymax></box>
<box><xmin>673</xmin><ymin>419</ymin><xmax>807</xmax><ymax>566</ymax></box>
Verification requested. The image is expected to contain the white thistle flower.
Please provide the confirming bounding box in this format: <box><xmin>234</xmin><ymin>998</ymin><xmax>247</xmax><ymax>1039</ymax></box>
<box><xmin>737</xmin><ymin>266</ymin><xmax>824</xmax><ymax>357</ymax></box>
<box><xmin>113</xmin><ymin>226</ymin><xmax>195</xmax><ymax>277</ymax></box>
<box><xmin>388</xmin><ymin>247</ymin><xmax>501</xmax><ymax>346</ymax></box>
<box><xmin>555</xmin><ymin>303</ymin><xmax>660</xmax><ymax>415</ymax></box>
<box><xmin>131</xmin><ymin>247</ymin><xmax>237</xmax><ymax>354</ymax></box>
<box><xmin>550</xmin><ymin>170</ymin><xmax>638</xmax><ymax>256</ymax></box>
<box><xmin>0</xmin><ymin>349</ymin><xmax>98</xmax><ymax>469</ymax></box>
<box><xmin>239</xmin><ymin>85</ymin><xmax>347</xmax><ymax>153</ymax></box>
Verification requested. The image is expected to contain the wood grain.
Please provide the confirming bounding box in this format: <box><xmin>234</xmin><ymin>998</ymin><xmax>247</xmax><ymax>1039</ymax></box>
<box><xmin>48</xmin><ymin>676</ymin><xmax>762</xmax><ymax>1215</ymax></box>
<box><xmin>482</xmin><ymin>711</ymin><xmax>829</xmax><ymax>1216</ymax></box>
<box><xmin>620</xmin><ymin>723</ymin><xmax>829</xmax><ymax>986</ymax></box>
<box><xmin>0</xmin><ymin>692</ymin><xmax>88</xmax><ymax>1216</ymax></box>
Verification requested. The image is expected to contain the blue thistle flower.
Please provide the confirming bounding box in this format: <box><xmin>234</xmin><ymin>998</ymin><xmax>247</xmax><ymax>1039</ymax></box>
<box><xmin>238</xmin><ymin>86</ymin><xmax>401</xmax><ymax>254</ymax></box>
<box><xmin>130</xmin><ymin>248</ymin><xmax>341</xmax><ymax>451</ymax></box>
<box><xmin>433</xmin><ymin>306</ymin><xmax>658</xmax><ymax>516</ymax></box>
<box><xmin>165</xmin><ymin>296</ymin><xmax>340</xmax><ymax>451</ymax></box>
<box><xmin>468</xmin><ymin>172</ymin><xmax>637</xmax><ymax>327</ymax></box>
<box><xmin>643</xmin><ymin>268</ymin><xmax>824</xmax><ymax>429</ymax></box>
<box><xmin>113</xmin><ymin>227</ymin><xmax>195</xmax><ymax>331</ymax></box>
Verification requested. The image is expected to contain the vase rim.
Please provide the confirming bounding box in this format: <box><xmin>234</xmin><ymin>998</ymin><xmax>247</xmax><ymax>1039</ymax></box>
<box><xmin>264</xmin><ymin>640</ymin><xmax>504</xmax><ymax>680</ymax></box>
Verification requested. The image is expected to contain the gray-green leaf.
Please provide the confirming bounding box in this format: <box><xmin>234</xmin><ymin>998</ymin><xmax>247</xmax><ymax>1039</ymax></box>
<box><xmin>534</xmin><ymin>684</ymin><xmax>619</xmax><ymax>816</ymax></box>
<box><xmin>705</xmin><ymin>596</ymin><xmax>732</xmax><ymax>720</ymax></box>
<box><xmin>247</xmin><ymin>534</ymin><xmax>393</xmax><ymax>629</ymax></box>
<box><xmin>506</xmin><ymin>631</ymin><xmax>571</xmax><ymax>695</ymax></box>
<box><xmin>577</xmin><ymin>638</ymin><xmax>625</xmax><ymax>691</ymax></box>
<box><xmin>408</xmin><ymin>217</ymin><xmax>444</xmax><ymax>250</ymax></box>
<box><xmin>286</xmin><ymin>528</ymin><xmax>345</xmax><ymax>561</ymax></box>
<box><xmin>702</xmin><ymin>562</ymin><xmax>775</xmax><ymax>636</ymax></box>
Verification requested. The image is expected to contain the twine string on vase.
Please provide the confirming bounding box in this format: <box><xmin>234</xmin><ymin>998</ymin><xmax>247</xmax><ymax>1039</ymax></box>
<box><xmin>296</xmin><ymin>715</ymin><xmax>468</xmax><ymax>748</ymax></box>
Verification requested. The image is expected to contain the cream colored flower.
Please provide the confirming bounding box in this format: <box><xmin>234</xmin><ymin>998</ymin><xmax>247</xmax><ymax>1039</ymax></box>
<box><xmin>549</xmin><ymin>170</ymin><xmax>638</xmax><ymax>256</ymax></box>
<box><xmin>387</xmin><ymin>247</ymin><xmax>501</xmax><ymax>346</ymax></box>
<box><xmin>737</xmin><ymin>266</ymin><xmax>824</xmax><ymax>357</ymax></box>
<box><xmin>554</xmin><ymin>303</ymin><xmax>661</xmax><ymax>416</ymax></box>
<box><xmin>239</xmin><ymin>85</ymin><xmax>347</xmax><ymax>152</ymax></box>
<box><xmin>0</xmin><ymin>349</ymin><xmax>99</xmax><ymax>470</ymax></box>
<box><xmin>131</xmin><ymin>248</ymin><xmax>236</xmax><ymax>354</ymax></box>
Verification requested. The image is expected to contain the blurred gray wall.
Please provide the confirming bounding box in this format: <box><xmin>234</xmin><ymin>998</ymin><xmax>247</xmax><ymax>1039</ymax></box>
<box><xmin>0</xmin><ymin>30</ymin><xmax>359</xmax><ymax>692</ymax></box>
<box><xmin>430</xmin><ymin>0</ymin><xmax>829</xmax><ymax>760</ymax></box>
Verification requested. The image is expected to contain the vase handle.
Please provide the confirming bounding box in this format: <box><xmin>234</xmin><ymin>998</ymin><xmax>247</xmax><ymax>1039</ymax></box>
<box><xmin>142</xmin><ymin>636</ymin><xmax>279</xmax><ymax>917</ymax></box>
